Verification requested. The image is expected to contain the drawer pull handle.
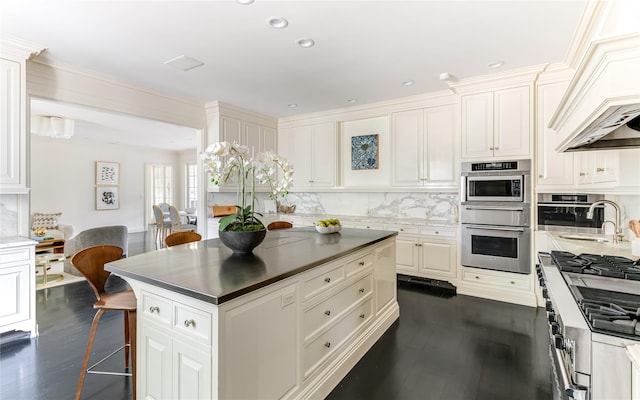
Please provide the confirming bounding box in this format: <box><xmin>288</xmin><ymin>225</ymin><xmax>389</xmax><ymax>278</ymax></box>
<box><xmin>475</xmin><ymin>276</ymin><xmax>480</xmax><ymax>280</ymax></box>
<box><xmin>359</xmin><ymin>313</ymin><xmax>365</xmax><ymax>319</ymax></box>
<box><xmin>324</xmin><ymin>310</ymin><xmax>331</xmax><ymax>316</ymax></box>
<box><xmin>359</xmin><ymin>288</ymin><xmax>365</xmax><ymax>293</ymax></box>
<box><xmin>324</xmin><ymin>342</ymin><xmax>331</xmax><ymax>348</ymax></box>
<box><xmin>324</xmin><ymin>277</ymin><xmax>331</xmax><ymax>283</ymax></box>
<box><xmin>435</xmin><ymin>231</ymin><xmax>439</xmax><ymax>234</ymax></box>
<box><xmin>510</xmin><ymin>281</ymin><xmax>515</xmax><ymax>285</ymax></box>
<box><xmin>184</xmin><ymin>319</ymin><xmax>196</xmax><ymax>328</ymax></box>
<box><xmin>149</xmin><ymin>306</ymin><xmax>160</xmax><ymax>313</ymax></box>
<box><xmin>596</xmin><ymin>167</ymin><xmax>605</xmax><ymax>172</ymax></box>
<box><xmin>359</xmin><ymin>261</ymin><xmax>365</xmax><ymax>266</ymax></box>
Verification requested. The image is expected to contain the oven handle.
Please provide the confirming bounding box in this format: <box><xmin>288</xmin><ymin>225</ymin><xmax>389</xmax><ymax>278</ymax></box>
<box><xmin>464</xmin><ymin>206</ymin><xmax>525</xmax><ymax>212</ymax></box>
<box><xmin>553</xmin><ymin>345</ymin><xmax>588</xmax><ymax>400</ymax></box>
<box><xmin>464</xmin><ymin>225</ymin><xmax>526</xmax><ymax>233</ymax></box>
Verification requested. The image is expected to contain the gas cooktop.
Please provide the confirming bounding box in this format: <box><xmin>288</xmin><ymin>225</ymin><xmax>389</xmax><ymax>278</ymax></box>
<box><xmin>550</xmin><ymin>251</ymin><xmax>640</xmax><ymax>280</ymax></box>
<box><xmin>550</xmin><ymin>250</ymin><xmax>640</xmax><ymax>340</ymax></box>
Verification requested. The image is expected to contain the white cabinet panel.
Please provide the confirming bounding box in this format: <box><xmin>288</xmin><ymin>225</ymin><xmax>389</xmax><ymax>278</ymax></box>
<box><xmin>462</xmin><ymin>86</ymin><xmax>531</xmax><ymax>160</ymax></box>
<box><xmin>283</xmin><ymin>122</ymin><xmax>336</xmax><ymax>189</ymax></box>
<box><xmin>462</xmin><ymin>92</ymin><xmax>494</xmax><ymax>159</ymax></box>
<box><xmin>0</xmin><ymin>58</ymin><xmax>26</xmax><ymax>192</ymax></box>
<box><xmin>420</xmin><ymin>239</ymin><xmax>456</xmax><ymax>278</ymax></box>
<box><xmin>536</xmin><ymin>81</ymin><xmax>574</xmax><ymax>186</ymax></box>
<box><xmin>139</xmin><ymin>322</ymin><xmax>173</xmax><ymax>400</ymax></box>
<box><xmin>0</xmin><ymin>243</ymin><xmax>34</xmax><ymax>335</ymax></box>
<box><xmin>395</xmin><ymin>236</ymin><xmax>419</xmax><ymax>273</ymax></box>
<box><xmin>391</xmin><ymin>105</ymin><xmax>458</xmax><ymax>188</ymax></box>
<box><xmin>173</xmin><ymin>339</ymin><xmax>211</xmax><ymax>400</ymax></box>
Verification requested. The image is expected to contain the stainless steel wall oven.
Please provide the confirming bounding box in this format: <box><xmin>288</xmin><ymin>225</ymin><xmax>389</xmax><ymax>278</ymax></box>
<box><xmin>461</xmin><ymin>160</ymin><xmax>531</xmax><ymax>274</ymax></box>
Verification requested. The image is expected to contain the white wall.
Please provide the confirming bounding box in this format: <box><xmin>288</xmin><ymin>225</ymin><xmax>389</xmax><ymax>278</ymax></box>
<box><xmin>30</xmin><ymin>135</ymin><xmax>182</xmax><ymax>234</ymax></box>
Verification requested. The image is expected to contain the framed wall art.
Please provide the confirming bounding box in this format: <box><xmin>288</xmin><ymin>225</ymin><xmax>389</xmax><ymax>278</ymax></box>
<box><xmin>96</xmin><ymin>161</ymin><xmax>120</xmax><ymax>185</ymax></box>
<box><xmin>96</xmin><ymin>186</ymin><xmax>119</xmax><ymax>210</ymax></box>
<box><xmin>351</xmin><ymin>134</ymin><xmax>379</xmax><ymax>170</ymax></box>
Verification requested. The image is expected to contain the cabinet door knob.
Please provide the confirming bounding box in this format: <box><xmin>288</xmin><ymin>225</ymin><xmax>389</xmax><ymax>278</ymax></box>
<box><xmin>510</xmin><ymin>281</ymin><xmax>515</xmax><ymax>285</ymax></box>
<box><xmin>359</xmin><ymin>288</ymin><xmax>365</xmax><ymax>293</ymax></box>
<box><xmin>494</xmin><ymin>147</ymin><xmax>499</xmax><ymax>150</ymax></box>
<box><xmin>324</xmin><ymin>342</ymin><xmax>331</xmax><ymax>348</ymax></box>
<box><xmin>359</xmin><ymin>261</ymin><xmax>365</xmax><ymax>266</ymax></box>
<box><xmin>324</xmin><ymin>310</ymin><xmax>331</xmax><ymax>316</ymax></box>
<box><xmin>538</xmin><ymin>175</ymin><xmax>543</xmax><ymax>178</ymax></box>
<box><xmin>359</xmin><ymin>314</ymin><xmax>365</xmax><ymax>319</ymax></box>
<box><xmin>184</xmin><ymin>319</ymin><xmax>196</xmax><ymax>328</ymax></box>
<box><xmin>149</xmin><ymin>306</ymin><xmax>160</xmax><ymax>313</ymax></box>
<box><xmin>475</xmin><ymin>276</ymin><xmax>480</xmax><ymax>279</ymax></box>
<box><xmin>579</xmin><ymin>172</ymin><xmax>587</xmax><ymax>176</ymax></box>
<box><xmin>489</xmin><ymin>147</ymin><xmax>494</xmax><ymax>150</ymax></box>
<box><xmin>596</xmin><ymin>167</ymin><xmax>605</xmax><ymax>172</ymax></box>
<box><xmin>324</xmin><ymin>277</ymin><xmax>331</xmax><ymax>283</ymax></box>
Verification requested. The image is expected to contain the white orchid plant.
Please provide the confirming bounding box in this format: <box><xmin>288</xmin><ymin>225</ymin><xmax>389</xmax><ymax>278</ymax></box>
<box><xmin>201</xmin><ymin>141</ymin><xmax>294</xmax><ymax>232</ymax></box>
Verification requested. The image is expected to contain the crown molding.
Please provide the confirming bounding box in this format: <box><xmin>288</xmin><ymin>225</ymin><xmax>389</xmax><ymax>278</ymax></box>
<box><xmin>0</xmin><ymin>36</ymin><xmax>45</xmax><ymax>60</ymax></box>
<box><xmin>450</xmin><ymin>64</ymin><xmax>547</xmax><ymax>95</ymax></box>
<box><xmin>564</xmin><ymin>0</ymin><xmax>608</xmax><ymax>69</ymax></box>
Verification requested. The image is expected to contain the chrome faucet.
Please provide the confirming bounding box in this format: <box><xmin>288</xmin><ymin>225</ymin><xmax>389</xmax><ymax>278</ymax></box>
<box><xmin>587</xmin><ymin>200</ymin><xmax>624</xmax><ymax>243</ymax></box>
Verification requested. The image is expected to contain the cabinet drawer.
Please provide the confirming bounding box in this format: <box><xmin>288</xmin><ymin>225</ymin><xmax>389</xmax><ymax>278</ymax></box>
<box><xmin>383</xmin><ymin>225</ymin><xmax>420</xmax><ymax>235</ymax></box>
<box><xmin>0</xmin><ymin>247</ymin><xmax>31</xmax><ymax>265</ymax></box>
<box><xmin>302</xmin><ymin>264</ymin><xmax>345</xmax><ymax>301</ymax></box>
<box><xmin>419</xmin><ymin>227</ymin><xmax>456</xmax><ymax>238</ymax></box>
<box><xmin>141</xmin><ymin>291</ymin><xmax>172</xmax><ymax>326</ymax></box>
<box><xmin>174</xmin><ymin>303</ymin><xmax>212</xmax><ymax>343</ymax></box>
<box><xmin>461</xmin><ymin>268</ymin><xmax>529</xmax><ymax>290</ymax></box>
<box><xmin>303</xmin><ymin>274</ymin><xmax>372</xmax><ymax>339</ymax></box>
<box><xmin>346</xmin><ymin>253</ymin><xmax>373</xmax><ymax>276</ymax></box>
<box><xmin>303</xmin><ymin>298</ymin><xmax>373</xmax><ymax>378</ymax></box>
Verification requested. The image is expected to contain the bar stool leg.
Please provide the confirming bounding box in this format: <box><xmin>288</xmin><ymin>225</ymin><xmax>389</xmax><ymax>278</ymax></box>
<box><xmin>124</xmin><ymin>312</ymin><xmax>130</xmax><ymax>370</ymax></box>
<box><xmin>76</xmin><ymin>309</ymin><xmax>105</xmax><ymax>400</ymax></box>
<box><xmin>128</xmin><ymin>310</ymin><xmax>137</xmax><ymax>400</ymax></box>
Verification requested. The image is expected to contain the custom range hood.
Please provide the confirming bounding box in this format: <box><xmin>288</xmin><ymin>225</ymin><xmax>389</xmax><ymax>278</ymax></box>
<box><xmin>550</xmin><ymin>33</ymin><xmax>640</xmax><ymax>152</ymax></box>
<box><xmin>563</xmin><ymin>104</ymin><xmax>640</xmax><ymax>151</ymax></box>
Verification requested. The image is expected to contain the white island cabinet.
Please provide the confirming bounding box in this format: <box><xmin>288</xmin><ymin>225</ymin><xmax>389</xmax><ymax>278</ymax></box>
<box><xmin>107</xmin><ymin>228</ymin><xmax>398</xmax><ymax>400</ymax></box>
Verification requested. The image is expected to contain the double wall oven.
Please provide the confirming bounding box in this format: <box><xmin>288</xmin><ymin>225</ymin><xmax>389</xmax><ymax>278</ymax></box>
<box><xmin>461</xmin><ymin>160</ymin><xmax>531</xmax><ymax>274</ymax></box>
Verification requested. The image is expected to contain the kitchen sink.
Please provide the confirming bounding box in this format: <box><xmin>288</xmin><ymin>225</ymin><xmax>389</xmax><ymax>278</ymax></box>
<box><xmin>558</xmin><ymin>234</ymin><xmax>608</xmax><ymax>243</ymax></box>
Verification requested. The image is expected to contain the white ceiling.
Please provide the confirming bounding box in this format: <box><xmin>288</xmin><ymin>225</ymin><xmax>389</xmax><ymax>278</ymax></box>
<box><xmin>1</xmin><ymin>0</ymin><xmax>587</xmax><ymax>151</ymax></box>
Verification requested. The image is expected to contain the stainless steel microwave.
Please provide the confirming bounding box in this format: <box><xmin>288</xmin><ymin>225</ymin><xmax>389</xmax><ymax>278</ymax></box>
<box><xmin>461</xmin><ymin>160</ymin><xmax>531</xmax><ymax>204</ymax></box>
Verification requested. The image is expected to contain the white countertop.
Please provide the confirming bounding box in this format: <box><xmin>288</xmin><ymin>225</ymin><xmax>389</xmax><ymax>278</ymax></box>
<box><xmin>0</xmin><ymin>236</ymin><xmax>37</xmax><ymax>248</ymax></box>
<box><xmin>540</xmin><ymin>230</ymin><xmax>637</xmax><ymax>260</ymax></box>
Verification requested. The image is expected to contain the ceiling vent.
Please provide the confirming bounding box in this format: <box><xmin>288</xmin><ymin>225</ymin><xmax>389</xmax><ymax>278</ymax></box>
<box><xmin>164</xmin><ymin>55</ymin><xmax>204</xmax><ymax>71</ymax></box>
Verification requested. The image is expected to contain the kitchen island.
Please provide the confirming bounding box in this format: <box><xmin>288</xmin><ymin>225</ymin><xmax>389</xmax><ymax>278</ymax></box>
<box><xmin>106</xmin><ymin>227</ymin><xmax>398</xmax><ymax>400</ymax></box>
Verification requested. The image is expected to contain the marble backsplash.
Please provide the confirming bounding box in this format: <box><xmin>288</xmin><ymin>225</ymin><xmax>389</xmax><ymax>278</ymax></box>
<box><xmin>0</xmin><ymin>194</ymin><xmax>20</xmax><ymax>236</ymax></box>
<box><xmin>208</xmin><ymin>191</ymin><xmax>460</xmax><ymax>223</ymax></box>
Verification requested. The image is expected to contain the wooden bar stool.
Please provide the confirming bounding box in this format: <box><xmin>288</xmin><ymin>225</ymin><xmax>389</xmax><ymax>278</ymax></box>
<box><xmin>71</xmin><ymin>245</ymin><xmax>136</xmax><ymax>400</ymax></box>
<box><xmin>165</xmin><ymin>231</ymin><xmax>202</xmax><ymax>247</ymax></box>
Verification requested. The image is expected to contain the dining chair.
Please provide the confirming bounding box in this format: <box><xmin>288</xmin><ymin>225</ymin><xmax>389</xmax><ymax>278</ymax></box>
<box><xmin>267</xmin><ymin>221</ymin><xmax>293</xmax><ymax>230</ymax></box>
<box><xmin>152</xmin><ymin>205</ymin><xmax>171</xmax><ymax>245</ymax></box>
<box><xmin>165</xmin><ymin>231</ymin><xmax>202</xmax><ymax>247</ymax></box>
<box><xmin>169</xmin><ymin>205</ymin><xmax>196</xmax><ymax>233</ymax></box>
<box><xmin>70</xmin><ymin>245</ymin><xmax>136</xmax><ymax>400</ymax></box>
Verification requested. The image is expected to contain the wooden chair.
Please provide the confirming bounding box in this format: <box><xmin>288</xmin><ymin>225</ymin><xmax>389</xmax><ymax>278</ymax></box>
<box><xmin>71</xmin><ymin>245</ymin><xmax>136</xmax><ymax>400</ymax></box>
<box><xmin>267</xmin><ymin>221</ymin><xmax>293</xmax><ymax>230</ymax></box>
<box><xmin>165</xmin><ymin>231</ymin><xmax>202</xmax><ymax>247</ymax></box>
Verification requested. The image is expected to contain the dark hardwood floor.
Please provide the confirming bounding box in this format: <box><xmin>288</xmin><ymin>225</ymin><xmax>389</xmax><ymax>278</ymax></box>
<box><xmin>0</xmin><ymin>231</ymin><xmax>552</xmax><ymax>399</ymax></box>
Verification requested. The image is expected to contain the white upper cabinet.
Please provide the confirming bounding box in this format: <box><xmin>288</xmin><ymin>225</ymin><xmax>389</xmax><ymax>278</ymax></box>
<box><xmin>281</xmin><ymin>122</ymin><xmax>337</xmax><ymax>190</ymax></box>
<box><xmin>0</xmin><ymin>58</ymin><xmax>24</xmax><ymax>193</ymax></box>
<box><xmin>536</xmin><ymin>80</ymin><xmax>575</xmax><ymax>187</ymax></box>
<box><xmin>462</xmin><ymin>86</ymin><xmax>531</xmax><ymax>160</ymax></box>
<box><xmin>391</xmin><ymin>104</ymin><xmax>458</xmax><ymax>189</ymax></box>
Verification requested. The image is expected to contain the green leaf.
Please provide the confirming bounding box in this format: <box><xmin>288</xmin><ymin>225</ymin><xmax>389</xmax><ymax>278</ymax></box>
<box><xmin>218</xmin><ymin>214</ymin><xmax>237</xmax><ymax>232</ymax></box>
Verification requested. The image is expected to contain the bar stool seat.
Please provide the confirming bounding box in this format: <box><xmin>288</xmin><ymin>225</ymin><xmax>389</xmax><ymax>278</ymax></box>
<box><xmin>71</xmin><ymin>245</ymin><xmax>136</xmax><ymax>400</ymax></box>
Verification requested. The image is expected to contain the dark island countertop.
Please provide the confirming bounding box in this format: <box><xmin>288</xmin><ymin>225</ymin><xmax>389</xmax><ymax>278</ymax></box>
<box><xmin>106</xmin><ymin>227</ymin><xmax>397</xmax><ymax>305</ymax></box>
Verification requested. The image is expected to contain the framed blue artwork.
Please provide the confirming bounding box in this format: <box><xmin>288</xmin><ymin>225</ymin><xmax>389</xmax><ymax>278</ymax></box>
<box><xmin>351</xmin><ymin>134</ymin><xmax>379</xmax><ymax>170</ymax></box>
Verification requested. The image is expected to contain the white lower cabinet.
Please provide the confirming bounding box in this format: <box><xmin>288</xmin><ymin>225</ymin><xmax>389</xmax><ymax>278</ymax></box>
<box><xmin>392</xmin><ymin>228</ymin><xmax>457</xmax><ymax>281</ymax></box>
<box><xmin>458</xmin><ymin>267</ymin><xmax>536</xmax><ymax>307</ymax></box>
<box><xmin>132</xmin><ymin>239</ymin><xmax>399</xmax><ymax>400</ymax></box>
<box><xmin>0</xmin><ymin>242</ymin><xmax>36</xmax><ymax>336</ymax></box>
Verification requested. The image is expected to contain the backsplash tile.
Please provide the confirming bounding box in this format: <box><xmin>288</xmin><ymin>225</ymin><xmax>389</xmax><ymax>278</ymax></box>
<box><xmin>0</xmin><ymin>195</ymin><xmax>19</xmax><ymax>237</ymax></box>
<box><xmin>208</xmin><ymin>191</ymin><xmax>459</xmax><ymax>223</ymax></box>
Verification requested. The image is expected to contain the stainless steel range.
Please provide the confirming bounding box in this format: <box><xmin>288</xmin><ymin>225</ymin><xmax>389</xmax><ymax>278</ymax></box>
<box><xmin>538</xmin><ymin>251</ymin><xmax>640</xmax><ymax>400</ymax></box>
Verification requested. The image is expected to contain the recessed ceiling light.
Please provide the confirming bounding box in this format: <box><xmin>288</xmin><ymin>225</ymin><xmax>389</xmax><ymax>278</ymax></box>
<box><xmin>236</xmin><ymin>0</ymin><xmax>254</xmax><ymax>4</ymax></box>
<box><xmin>288</xmin><ymin>104</ymin><xmax>298</xmax><ymax>108</ymax></box>
<box><xmin>164</xmin><ymin>55</ymin><xmax>204</xmax><ymax>71</ymax></box>
<box><xmin>296</xmin><ymin>38</ymin><xmax>315</xmax><ymax>48</ymax></box>
<box><xmin>402</xmin><ymin>80</ymin><xmax>414</xmax><ymax>86</ymax></box>
<box><xmin>347</xmin><ymin>99</ymin><xmax>357</xmax><ymax>103</ymax></box>
<box><xmin>488</xmin><ymin>61</ymin><xmax>504</xmax><ymax>69</ymax></box>
<box><xmin>267</xmin><ymin>16</ymin><xmax>288</xmax><ymax>29</ymax></box>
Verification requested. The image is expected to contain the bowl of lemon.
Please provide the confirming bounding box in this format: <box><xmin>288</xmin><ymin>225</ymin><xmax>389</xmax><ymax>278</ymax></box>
<box><xmin>315</xmin><ymin>218</ymin><xmax>341</xmax><ymax>234</ymax></box>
